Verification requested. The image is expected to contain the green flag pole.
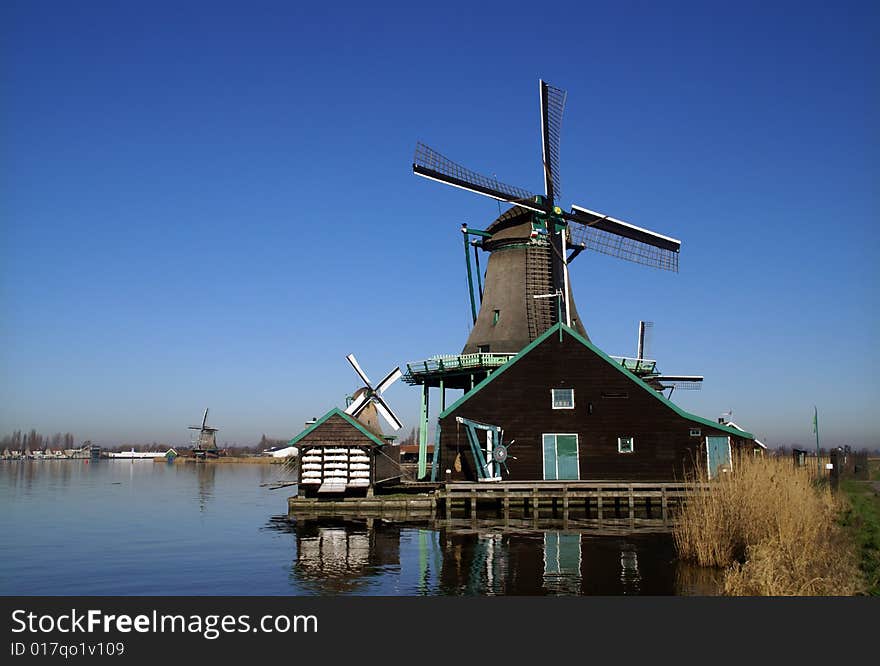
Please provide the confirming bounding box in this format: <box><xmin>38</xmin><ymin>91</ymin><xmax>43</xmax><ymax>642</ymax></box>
<box><xmin>813</xmin><ymin>406</ymin><xmax>820</xmax><ymax>478</ymax></box>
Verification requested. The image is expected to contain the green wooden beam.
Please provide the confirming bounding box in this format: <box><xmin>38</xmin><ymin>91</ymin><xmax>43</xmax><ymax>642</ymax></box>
<box><xmin>463</xmin><ymin>227</ymin><xmax>493</xmax><ymax>238</ymax></box>
<box><xmin>418</xmin><ymin>383</ymin><xmax>429</xmax><ymax>479</ymax></box>
<box><xmin>462</xmin><ymin>226</ymin><xmax>477</xmax><ymax>325</ymax></box>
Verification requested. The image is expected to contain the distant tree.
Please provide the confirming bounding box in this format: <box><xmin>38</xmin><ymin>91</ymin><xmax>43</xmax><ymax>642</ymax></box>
<box><xmin>399</xmin><ymin>427</ymin><xmax>418</xmax><ymax>447</ymax></box>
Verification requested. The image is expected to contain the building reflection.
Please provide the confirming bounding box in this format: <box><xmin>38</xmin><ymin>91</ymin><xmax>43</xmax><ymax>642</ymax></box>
<box><xmin>269</xmin><ymin>516</ymin><xmax>719</xmax><ymax>596</ymax></box>
<box><xmin>289</xmin><ymin>519</ymin><xmax>401</xmax><ymax>594</ymax></box>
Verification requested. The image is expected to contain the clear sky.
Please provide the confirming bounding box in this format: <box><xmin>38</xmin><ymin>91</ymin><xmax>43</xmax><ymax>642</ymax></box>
<box><xmin>2</xmin><ymin>1</ymin><xmax>877</xmax><ymax>449</ymax></box>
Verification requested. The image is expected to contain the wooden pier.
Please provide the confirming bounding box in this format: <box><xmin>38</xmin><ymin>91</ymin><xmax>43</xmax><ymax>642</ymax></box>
<box><xmin>288</xmin><ymin>481</ymin><xmax>704</xmax><ymax>528</ymax></box>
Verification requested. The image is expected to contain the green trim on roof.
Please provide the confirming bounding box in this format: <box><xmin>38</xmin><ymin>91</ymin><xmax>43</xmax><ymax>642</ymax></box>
<box><xmin>288</xmin><ymin>407</ymin><xmax>387</xmax><ymax>448</ymax></box>
<box><xmin>438</xmin><ymin>323</ymin><xmax>755</xmax><ymax>440</ymax></box>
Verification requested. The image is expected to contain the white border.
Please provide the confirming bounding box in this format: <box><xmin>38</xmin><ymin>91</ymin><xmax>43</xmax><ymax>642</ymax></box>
<box><xmin>617</xmin><ymin>436</ymin><xmax>635</xmax><ymax>454</ymax></box>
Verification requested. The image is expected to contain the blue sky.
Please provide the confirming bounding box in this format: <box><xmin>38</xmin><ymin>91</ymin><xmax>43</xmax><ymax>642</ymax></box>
<box><xmin>2</xmin><ymin>1</ymin><xmax>877</xmax><ymax>448</ymax></box>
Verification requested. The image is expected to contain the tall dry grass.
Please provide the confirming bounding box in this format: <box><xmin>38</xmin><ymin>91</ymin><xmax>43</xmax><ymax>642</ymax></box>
<box><xmin>673</xmin><ymin>453</ymin><xmax>863</xmax><ymax>595</ymax></box>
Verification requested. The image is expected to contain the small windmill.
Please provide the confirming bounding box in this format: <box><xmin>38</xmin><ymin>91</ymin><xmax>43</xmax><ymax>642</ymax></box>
<box><xmin>413</xmin><ymin>79</ymin><xmax>681</xmax><ymax>353</ymax></box>
<box><xmin>188</xmin><ymin>408</ymin><xmax>219</xmax><ymax>457</ymax></box>
<box><xmin>343</xmin><ymin>354</ymin><xmax>403</xmax><ymax>434</ymax></box>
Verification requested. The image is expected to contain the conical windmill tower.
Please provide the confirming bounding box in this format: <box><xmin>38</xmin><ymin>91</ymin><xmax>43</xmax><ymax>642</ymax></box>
<box><xmin>403</xmin><ymin>79</ymin><xmax>684</xmax><ymax>479</ymax></box>
<box><xmin>413</xmin><ymin>80</ymin><xmax>681</xmax><ymax>354</ymax></box>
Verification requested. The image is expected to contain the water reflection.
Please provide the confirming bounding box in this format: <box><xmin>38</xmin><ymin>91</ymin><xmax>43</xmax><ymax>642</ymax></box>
<box><xmin>271</xmin><ymin>518</ymin><xmax>722</xmax><ymax>596</ymax></box>
<box><xmin>193</xmin><ymin>463</ymin><xmax>216</xmax><ymax>511</ymax></box>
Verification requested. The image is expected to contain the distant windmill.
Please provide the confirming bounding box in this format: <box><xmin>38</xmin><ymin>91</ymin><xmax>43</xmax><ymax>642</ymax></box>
<box><xmin>413</xmin><ymin>79</ymin><xmax>681</xmax><ymax>354</ymax></box>
<box><xmin>188</xmin><ymin>408</ymin><xmax>219</xmax><ymax>458</ymax></box>
<box><xmin>343</xmin><ymin>354</ymin><xmax>403</xmax><ymax>433</ymax></box>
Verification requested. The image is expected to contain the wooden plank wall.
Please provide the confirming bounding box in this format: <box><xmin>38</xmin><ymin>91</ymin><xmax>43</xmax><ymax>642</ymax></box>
<box><xmin>438</xmin><ymin>331</ymin><xmax>753</xmax><ymax>481</ymax></box>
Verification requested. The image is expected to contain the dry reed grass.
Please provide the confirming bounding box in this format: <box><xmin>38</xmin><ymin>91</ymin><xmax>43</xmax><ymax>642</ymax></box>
<box><xmin>673</xmin><ymin>453</ymin><xmax>863</xmax><ymax>595</ymax></box>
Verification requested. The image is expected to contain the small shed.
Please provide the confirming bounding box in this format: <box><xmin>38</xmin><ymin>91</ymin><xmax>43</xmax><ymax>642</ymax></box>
<box><xmin>288</xmin><ymin>408</ymin><xmax>400</xmax><ymax>497</ymax></box>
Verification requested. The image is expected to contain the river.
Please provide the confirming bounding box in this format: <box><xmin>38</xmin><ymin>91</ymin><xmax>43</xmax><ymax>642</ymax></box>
<box><xmin>0</xmin><ymin>460</ymin><xmax>719</xmax><ymax>595</ymax></box>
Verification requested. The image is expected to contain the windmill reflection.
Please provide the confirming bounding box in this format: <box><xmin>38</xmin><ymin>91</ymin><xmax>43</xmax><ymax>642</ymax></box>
<box><xmin>193</xmin><ymin>463</ymin><xmax>216</xmax><ymax>512</ymax></box>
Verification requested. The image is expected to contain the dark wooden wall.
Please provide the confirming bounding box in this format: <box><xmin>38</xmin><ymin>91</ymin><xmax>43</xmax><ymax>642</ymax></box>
<box><xmin>438</xmin><ymin>330</ymin><xmax>754</xmax><ymax>482</ymax></box>
<box><xmin>298</xmin><ymin>414</ymin><xmax>379</xmax><ymax>446</ymax></box>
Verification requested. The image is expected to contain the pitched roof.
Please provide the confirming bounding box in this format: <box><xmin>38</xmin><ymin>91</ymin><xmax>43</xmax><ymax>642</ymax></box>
<box><xmin>438</xmin><ymin>323</ymin><xmax>755</xmax><ymax>440</ymax></box>
<box><xmin>724</xmin><ymin>421</ymin><xmax>766</xmax><ymax>448</ymax></box>
<box><xmin>287</xmin><ymin>407</ymin><xmax>387</xmax><ymax>448</ymax></box>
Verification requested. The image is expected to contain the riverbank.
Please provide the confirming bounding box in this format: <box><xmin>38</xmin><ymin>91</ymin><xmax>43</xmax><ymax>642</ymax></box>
<box><xmin>172</xmin><ymin>455</ymin><xmax>282</xmax><ymax>464</ymax></box>
<box><xmin>673</xmin><ymin>454</ymin><xmax>863</xmax><ymax>595</ymax></box>
<box><xmin>839</xmin><ymin>458</ymin><xmax>880</xmax><ymax>595</ymax></box>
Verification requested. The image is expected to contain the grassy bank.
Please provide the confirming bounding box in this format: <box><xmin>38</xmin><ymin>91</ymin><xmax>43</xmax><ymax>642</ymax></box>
<box><xmin>174</xmin><ymin>456</ymin><xmax>281</xmax><ymax>464</ymax></box>
<box><xmin>673</xmin><ymin>454</ymin><xmax>864</xmax><ymax>595</ymax></box>
<box><xmin>838</xmin><ymin>459</ymin><xmax>880</xmax><ymax>595</ymax></box>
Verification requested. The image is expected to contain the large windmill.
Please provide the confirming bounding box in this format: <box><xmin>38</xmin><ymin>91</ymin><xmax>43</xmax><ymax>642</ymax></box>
<box><xmin>188</xmin><ymin>408</ymin><xmax>219</xmax><ymax>458</ymax></box>
<box><xmin>413</xmin><ymin>79</ymin><xmax>681</xmax><ymax>354</ymax></box>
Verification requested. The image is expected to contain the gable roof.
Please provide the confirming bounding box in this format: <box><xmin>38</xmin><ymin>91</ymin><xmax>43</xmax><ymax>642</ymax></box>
<box><xmin>724</xmin><ymin>421</ymin><xmax>766</xmax><ymax>448</ymax></box>
<box><xmin>287</xmin><ymin>408</ymin><xmax>387</xmax><ymax>448</ymax></box>
<box><xmin>438</xmin><ymin>323</ymin><xmax>755</xmax><ymax>440</ymax></box>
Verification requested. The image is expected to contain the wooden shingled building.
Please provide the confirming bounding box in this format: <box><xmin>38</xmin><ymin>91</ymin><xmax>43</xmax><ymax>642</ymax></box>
<box><xmin>289</xmin><ymin>408</ymin><xmax>401</xmax><ymax>497</ymax></box>
<box><xmin>433</xmin><ymin>323</ymin><xmax>757</xmax><ymax>483</ymax></box>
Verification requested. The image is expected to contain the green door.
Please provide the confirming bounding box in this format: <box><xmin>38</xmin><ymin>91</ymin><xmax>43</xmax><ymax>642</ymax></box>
<box><xmin>543</xmin><ymin>434</ymin><xmax>580</xmax><ymax>480</ymax></box>
<box><xmin>706</xmin><ymin>436</ymin><xmax>731</xmax><ymax>479</ymax></box>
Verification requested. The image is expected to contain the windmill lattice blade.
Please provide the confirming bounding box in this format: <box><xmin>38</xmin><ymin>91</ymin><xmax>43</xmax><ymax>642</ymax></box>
<box><xmin>345</xmin><ymin>354</ymin><xmax>372</xmax><ymax>387</ymax></box>
<box><xmin>656</xmin><ymin>376</ymin><xmax>703</xmax><ymax>390</ymax></box>
<box><xmin>202</xmin><ymin>408</ymin><xmax>209</xmax><ymax>429</ymax></box>
<box><xmin>566</xmin><ymin>205</ymin><xmax>680</xmax><ymax>272</ymax></box>
<box><xmin>375</xmin><ymin>367</ymin><xmax>402</xmax><ymax>395</ymax></box>
<box><xmin>373</xmin><ymin>395</ymin><xmax>403</xmax><ymax>431</ymax></box>
<box><xmin>344</xmin><ymin>393</ymin><xmax>369</xmax><ymax>416</ymax></box>
<box><xmin>540</xmin><ymin>80</ymin><xmax>566</xmax><ymax>204</ymax></box>
<box><xmin>413</xmin><ymin>143</ymin><xmax>545</xmax><ymax>213</ymax></box>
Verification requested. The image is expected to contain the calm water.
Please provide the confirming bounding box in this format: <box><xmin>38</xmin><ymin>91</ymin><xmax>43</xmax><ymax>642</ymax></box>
<box><xmin>0</xmin><ymin>460</ymin><xmax>718</xmax><ymax>595</ymax></box>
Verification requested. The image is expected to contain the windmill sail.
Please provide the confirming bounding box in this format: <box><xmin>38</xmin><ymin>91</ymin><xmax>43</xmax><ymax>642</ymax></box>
<box><xmin>343</xmin><ymin>354</ymin><xmax>403</xmax><ymax>432</ymax></box>
<box><xmin>413</xmin><ymin>143</ymin><xmax>544</xmax><ymax>213</ymax></box>
<box><xmin>566</xmin><ymin>205</ymin><xmax>680</xmax><ymax>272</ymax></box>
<box><xmin>655</xmin><ymin>376</ymin><xmax>704</xmax><ymax>391</ymax></box>
<box><xmin>540</xmin><ymin>80</ymin><xmax>566</xmax><ymax>204</ymax></box>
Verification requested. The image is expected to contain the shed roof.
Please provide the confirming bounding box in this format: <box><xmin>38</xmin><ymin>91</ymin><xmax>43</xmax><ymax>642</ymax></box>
<box><xmin>288</xmin><ymin>408</ymin><xmax>387</xmax><ymax>448</ymax></box>
<box><xmin>439</xmin><ymin>323</ymin><xmax>756</xmax><ymax>440</ymax></box>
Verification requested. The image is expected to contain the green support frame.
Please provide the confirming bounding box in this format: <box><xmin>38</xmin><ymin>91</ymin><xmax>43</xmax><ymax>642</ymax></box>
<box><xmin>418</xmin><ymin>383</ymin><xmax>430</xmax><ymax>479</ymax></box>
<box><xmin>455</xmin><ymin>416</ymin><xmax>502</xmax><ymax>480</ymax></box>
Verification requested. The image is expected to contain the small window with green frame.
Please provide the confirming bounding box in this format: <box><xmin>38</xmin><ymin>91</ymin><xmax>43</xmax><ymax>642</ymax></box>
<box><xmin>618</xmin><ymin>436</ymin><xmax>634</xmax><ymax>454</ymax></box>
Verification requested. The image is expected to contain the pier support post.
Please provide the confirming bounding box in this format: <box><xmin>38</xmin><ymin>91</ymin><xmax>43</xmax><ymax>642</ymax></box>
<box><xmin>628</xmin><ymin>486</ymin><xmax>635</xmax><ymax>521</ymax></box>
<box><xmin>661</xmin><ymin>487</ymin><xmax>668</xmax><ymax>524</ymax></box>
<box><xmin>597</xmin><ymin>488</ymin><xmax>603</xmax><ymax>521</ymax></box>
